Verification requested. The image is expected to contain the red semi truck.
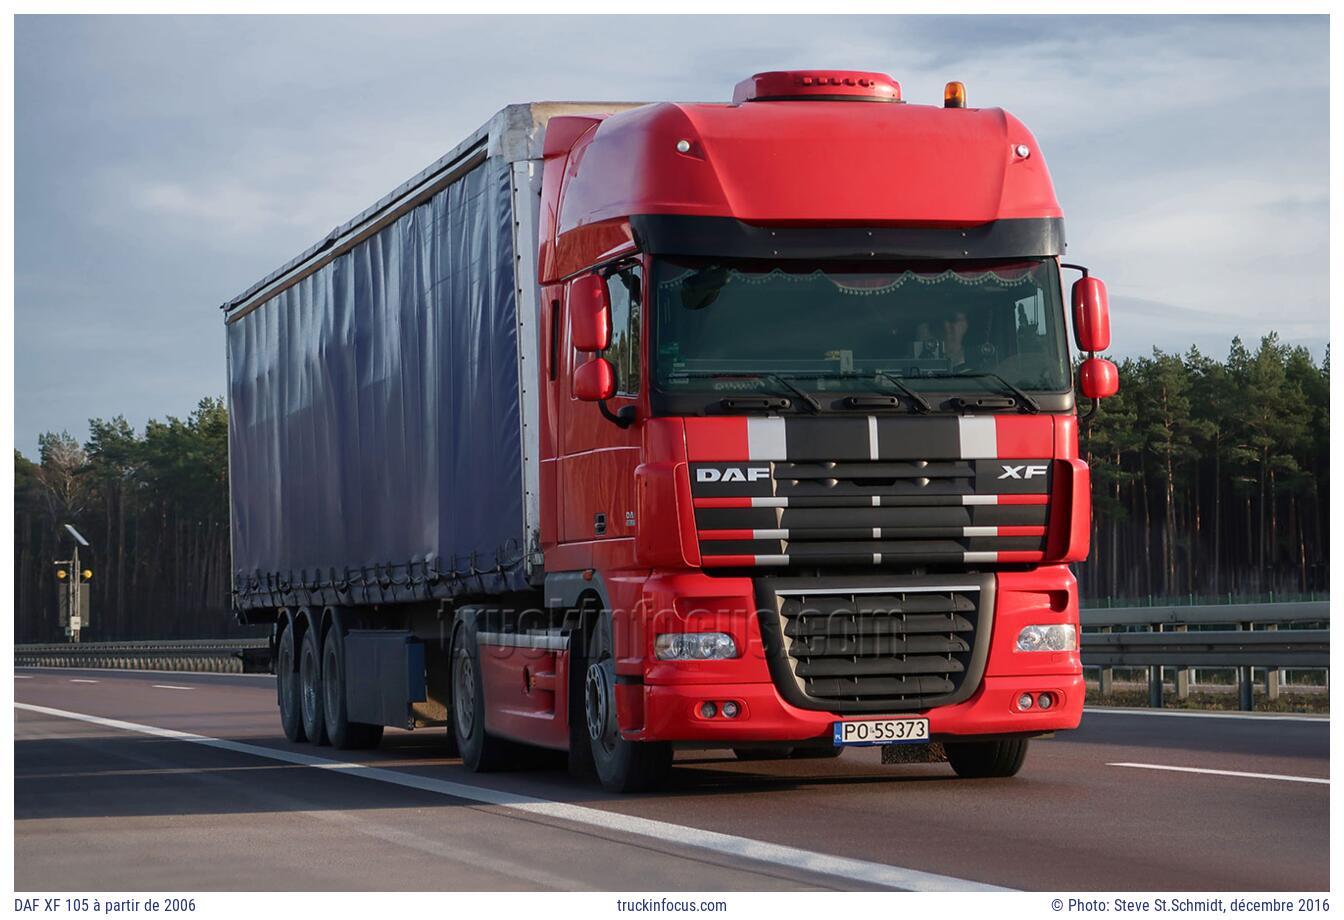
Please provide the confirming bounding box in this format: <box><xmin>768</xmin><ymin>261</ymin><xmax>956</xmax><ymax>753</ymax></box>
<box><xmin>222</xmin><ymin>70</ymin><xmax>1119</xmax><ymax>791</ymax></box>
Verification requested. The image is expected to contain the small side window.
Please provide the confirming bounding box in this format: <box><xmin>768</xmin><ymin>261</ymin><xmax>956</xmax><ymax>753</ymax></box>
<box><xmin>549</xmin><ymin>298</ymin><xmax>560</xmax><ymax>381</ymax></box>
<box><xmin>605</xmin><ymin>265</ymin><xmax>642</xmax><ymax>396</ymax></box>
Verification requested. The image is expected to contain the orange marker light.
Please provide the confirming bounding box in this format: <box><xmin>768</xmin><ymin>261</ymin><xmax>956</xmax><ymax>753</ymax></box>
<box><xmin>944</xmin><ymin>81</ymin><xmax>966</xmax><ymax>108</ymax></box>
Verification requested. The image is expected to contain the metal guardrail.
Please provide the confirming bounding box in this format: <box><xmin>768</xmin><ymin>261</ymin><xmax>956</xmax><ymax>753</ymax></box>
<box><xmin>1081</xmin><ymin>600</ymin><xmax>1328</xmax><ymax>628</ymax></box>
<box><xmin>1082</xmin><ymin>630</ymin><xmax>1329</xmax><ymax>668</ymax></box>
<box><xmin>15</xmin><ymin>639</ymin><xmax>271</xmax><ymax>674</ymax></box>
<box><xmin>1079</xmin><ymin>601</ymin><xmax>1329</xmax><ymax>710</ymax></box>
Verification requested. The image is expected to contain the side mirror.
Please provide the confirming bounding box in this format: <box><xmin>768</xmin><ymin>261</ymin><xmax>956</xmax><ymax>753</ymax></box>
<box><xmin>1079</xmin><ymin>357</ymin><xmax>1119</xmax><ymax>400</ymax></box>
<box><xmin>1071</xmin><ymin>276</ymin><xmax>1111</xmax><ymax>353</ymax></box>
<box><xmin>569</xmin><ymin>273</ymin><xmax>611</xmax><ymax>352</ymax></box>
<box><xmin>574</xmin><ymin>357</ymin><xmax>616</xmax><ymax>402</ymax></box>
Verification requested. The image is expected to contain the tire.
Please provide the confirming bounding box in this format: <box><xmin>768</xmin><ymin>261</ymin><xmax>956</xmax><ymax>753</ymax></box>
<box><xmin>450</xmin><ymin>616</ymin><xmax>515</xmax><ymax>772</ymax></box>
<box><xmin>586</xmin><ymin>614</ymin><xmax>671</xmax><ymax>792</ymax></box>
<box><xmin>322</xmin><ymin>629</ymin><xmax>384</xmax><ymax>750</ymax></box>
<box><xmin>277</xmin><ymin>624</ymin><xmax>306</xmax><ymax>743</ymax></box>
<box><xmin>947</xmin><ymin>738</ymin><xmax>1029</xmax><ymax>778</ymax></box>
<box><xmin>733</xmin><ymin>747</ymin><xmax>794</xmax><ymax>761</ymax></box>
<box><xmin>298</xmin><ymin>625</ymin><xmax>329</xmax><ymax>745</ymax></box>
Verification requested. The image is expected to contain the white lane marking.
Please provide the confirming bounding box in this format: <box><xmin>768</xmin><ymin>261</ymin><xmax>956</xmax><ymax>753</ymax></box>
<box><xmin>151</xmin><ymin>684</ymin><xmax>195</xmax><ymax>691</ymax></box>
<box><xmin>15</xmin><ymin>675</ymin><xmax>33</xmax><ymax>679</ymax></box>
<box><xmin>1109</xmin><ymin>762</ymin><xmax>1328</xmax><ymax>785</ymax></box>
<box><xmin>1084</xmin><ymin>706</ymin><xmax>1328</xmax><ymax>723</ymax></box>
<box><xmin>867</xmin><ymin>415</ymin><xmax>879</xmax><ymax>460</ymax></box>
<box><xmin>15</xmin><ymin>702</ymin><xmax>1007</xmax><ymax>892</ymax></box>
<box><xmin>69</xmin><ymin>679</ymin><xmax>99</xmax><ymax>684</ymax></box>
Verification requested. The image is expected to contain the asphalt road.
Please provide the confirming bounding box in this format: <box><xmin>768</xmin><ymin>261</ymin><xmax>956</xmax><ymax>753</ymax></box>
<box><xmin>14</xmin><ymin>667</ymin><xmax>1330</xmax><ymax>891</ymax></box>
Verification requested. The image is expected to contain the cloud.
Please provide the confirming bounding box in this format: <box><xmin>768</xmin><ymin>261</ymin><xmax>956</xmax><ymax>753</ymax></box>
<box><xmin>13</xmin><ymin>14</ymin><xmax>1330</xmax><ymax>456</ymax></box>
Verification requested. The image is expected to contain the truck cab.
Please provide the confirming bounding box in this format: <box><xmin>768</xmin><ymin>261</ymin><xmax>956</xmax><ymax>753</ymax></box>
<box><xmin>532</xmin><ymin>71</ymin><xmax>1118</xmax><ymax>789</ymax></box>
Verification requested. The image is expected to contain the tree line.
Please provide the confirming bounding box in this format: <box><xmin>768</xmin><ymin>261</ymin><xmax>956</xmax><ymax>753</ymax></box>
<box><xmin>12</xmin><ymin>334</ymin><xmax>1330</xmax><ymax>641</ymax></box>
<box><xmin>14</xmin><ymin>397</ymin><xmax>240</xmax><ymax>642</ymax></box>
<box><xmin>1078</xmin><ymin>334</ymin><xmax>1329</xmax><ymax>601</ymax></box>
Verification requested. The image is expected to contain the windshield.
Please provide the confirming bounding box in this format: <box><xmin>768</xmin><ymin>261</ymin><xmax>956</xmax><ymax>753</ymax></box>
<box><xmin>652</xmin><ymin>257</ymin><xmax>1071</xmax><ymax>403</ymax></box>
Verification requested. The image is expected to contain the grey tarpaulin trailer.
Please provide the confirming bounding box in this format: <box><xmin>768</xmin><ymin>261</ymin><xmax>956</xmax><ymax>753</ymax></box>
<box><xmin>221</xmin><ymin>103</ymin><xmax>641</xmax><ymax>616</ymax></box>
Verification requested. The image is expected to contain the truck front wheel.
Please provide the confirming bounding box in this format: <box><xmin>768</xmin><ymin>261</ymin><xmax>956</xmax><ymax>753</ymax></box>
<box><xmin>585</xmin><ymin>615</ymin><xmax>671</xmax><ymax>792</ymax></box>
<box><xmin>276</xmin><ymin>624</ymin><xmax>306</xmax><ymax>743</ymax></box>
<box><xmin>946</xmin><ymin>738</ymin><xmax>1029</xmax><ymax>778</ymax></box>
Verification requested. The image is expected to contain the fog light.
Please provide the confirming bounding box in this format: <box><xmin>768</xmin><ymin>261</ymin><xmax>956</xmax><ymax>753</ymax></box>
<box><xmin>699</xmin><ymin>701</ymin><xmax>718</xmax><ymax>719</ymax></box>
<box><xmin>722</xmin><ymin>701</ymin><xmax>740</xmax><ymax>719</ymax></box>
<box><xmin>1016</xmin><ymin>624</ymin><xmax>1077</xmax><ymax>652</ymax></box>
<box><xmin>1018</xmin><ymin>693</ymin><xmax>1034</xmax><ymax>711</ymax></box>
<box><xmin>1038</xmin><ymin>692</ymin><xmax>1054</xmax><ymax>710</ymax></box>
<box><xmin>655</xmin><ymin>632</ymin><xmax>739</xmax><ymax>660</ymax></box>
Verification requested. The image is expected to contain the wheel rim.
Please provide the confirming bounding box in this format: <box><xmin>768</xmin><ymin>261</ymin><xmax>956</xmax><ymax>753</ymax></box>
<box><xmin>300</xmin><ymin>641</ymin><xmax>319</xmax><ymax>727</ymax></box>
<box><xmin>279</xmin><ymin>633</ymin><xmax>295</xmax><ymax>711</ymax></box>
<box><xmin>585</xmin><ymin>658</ymin><xmax>617</xmax><ymax>754</ymax></box>
<box><xmin>323</xmin><ymin>645</ymin><xmax>340</xmax><ymax>723</ymax></box>
<box><xmin>453</xmin><ymin>652</ymin><xmax>475</xmax><ymax>739</ymax></box>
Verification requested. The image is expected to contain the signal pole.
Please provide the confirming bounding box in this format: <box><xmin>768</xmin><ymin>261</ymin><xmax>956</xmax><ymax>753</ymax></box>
<box><xmin>54</xmin><ymin>524</ymin><xmax>91</xmax><ymax>643</ymax></box>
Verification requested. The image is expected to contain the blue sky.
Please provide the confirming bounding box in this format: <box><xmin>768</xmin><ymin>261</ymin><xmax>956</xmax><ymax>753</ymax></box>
<box><xmin>13</xmin><ymin>14</ymin><xmax>1329</xmax><ymax>457</ymax></box>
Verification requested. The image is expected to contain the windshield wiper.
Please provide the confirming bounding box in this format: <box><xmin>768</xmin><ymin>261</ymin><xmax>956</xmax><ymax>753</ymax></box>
<box><xmin>671</xmin><ymin>371</ymin><xmax>823</xmax><ymax>414</ymax></box>
<box><xmin>827</xmin><ymin>371</ymin><xmax>934</xmax><ymax>413</ymax></box>
<box><xmin>923</xmin><ymin>371</ymin><xmax>1041</xmax><ymax>414</ymax></box>
<box><xmin>946</xmin><ymin>373</ymin><xmax>1037</xmax><ymax>416</ymax></box>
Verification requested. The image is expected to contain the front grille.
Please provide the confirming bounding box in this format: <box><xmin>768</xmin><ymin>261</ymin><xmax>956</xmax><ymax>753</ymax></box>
<box><xmin>692</xmin><ymin>457</ymin><xmax>1051</xmax><ymax>568</ymax></box>
<box><xmin>757</xmin><ymin>577</ymin><xmax>993</xmax><ymax>713</ymax></box>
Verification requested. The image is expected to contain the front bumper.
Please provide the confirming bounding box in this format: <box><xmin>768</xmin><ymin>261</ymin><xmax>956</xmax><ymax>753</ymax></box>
<box><xmin>631</xmin><ymin>672</ymin><xmax>1083</xmax><ymax>744</ymax></box>
<box><xmin>618</xmin><ymin>565</ymin><xmax>1085</xmax><ymax>745</ymax></box>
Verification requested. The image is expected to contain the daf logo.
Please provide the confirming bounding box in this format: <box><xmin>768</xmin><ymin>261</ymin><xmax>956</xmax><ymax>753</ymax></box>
<box><xmin>998</xmin><ymin>464</ymin><xmax>1049</xmax><ymax>480</ymax></box>
<box><xmin>697</xmin><ymin>466</ymin><xmax>770</xmax><ymax>483</ymax></box>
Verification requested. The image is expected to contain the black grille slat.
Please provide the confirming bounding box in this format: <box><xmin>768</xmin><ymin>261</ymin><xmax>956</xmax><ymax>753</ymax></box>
<box><xmin>803</xmin><ymin>675</ymin><xmax>957</xmax><ymax>698</ymax></box>
<box><xmin>775</xmin><ymin>461</ymin><xmax>974</xmax><ymax>480</ymax></box>
<box><xmin>784</xmin><ymin>614</ymin><xmax>972</xmax><ymax>638</ymax></box>
<box><xmin>794</xmin><ymin>655</ymin><xmax>966</xmax><ymax>677</ymax></box>
<box><xmin>788</xmin><ymin>633</ymin><xmax>970</xmax><ymax>657</ymax></box>
<box><xmin>782</xmin><ymin>593</ymin><xmax>971</xmax><ymax>616</ymax></box>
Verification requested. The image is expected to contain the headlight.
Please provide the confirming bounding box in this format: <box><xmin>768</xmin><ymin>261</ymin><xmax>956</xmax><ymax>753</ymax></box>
<box><xmin>1016</xmin><ymin>624</ymin><xmax>1077</xmax><ymax>652</ymax></box>
<box><xmin>654</xmin><ymin>632</ymin><xmax>739</xmax><ymax>660</ymax></box>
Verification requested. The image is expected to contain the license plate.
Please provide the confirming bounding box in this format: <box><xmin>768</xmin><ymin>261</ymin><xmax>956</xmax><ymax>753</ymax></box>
<box><xmin>833</xmin><ymin>718</ymin><xmax>930</xmax><ymax>746</ymax></box>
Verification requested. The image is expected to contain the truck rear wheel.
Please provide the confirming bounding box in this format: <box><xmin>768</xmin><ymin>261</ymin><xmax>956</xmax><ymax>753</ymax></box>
<box><xmin>322</xmin><ymin>629</ymin><xmax>384</xmax><ymax>750</ymax></box>
<box><xmin>450</xmin><ymin>618</ymin><xmax>515</xmax><ymax>772</ymax></box>
<box><xmin>585</xmin><ymin>615</ymin><xmax>671</xmax><ymax>792</ymax></box>
<box><xmin>276</xmin><ymin>624</ymin><xmax>306</xmax><ymax>743</ymax></box>
<box><xmin>298</xmin><ymin>625</ymin><xmax>329</xmax><ymax>745</ymax></box>
<box><xmin>947</xmin><ymin>738</ymin><xmax>1029</xmax><ymax>778</ymax></box>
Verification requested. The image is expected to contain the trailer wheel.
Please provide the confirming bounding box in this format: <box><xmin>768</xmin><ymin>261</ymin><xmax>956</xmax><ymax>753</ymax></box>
<box><xmin>322</xmin><ymin>629</ymin><xmax>384</xmax><ymax>750</ymax></box>
<box><xmin>450</xmin><ymin>618</ymin><xmax>514</xmax><ymax>772</ymax></box>
<box><xmin>277</xmin><ymin>625</ymin><xmax>306</xmax><ymax>743</ymax></box>
<box><xmin>585</xmin><ymin>614</ymin><xmax>671</xmax><ymax>792</ymax></box>
<box><xmin>298</xmin><ymin>626</ymin><xmax>329</xmax><ymax>745</ymax></box>
<box><xmin>946</xmin><ymin>738</ymin><xmax>1029</xmax><ymax>778</ymax></box>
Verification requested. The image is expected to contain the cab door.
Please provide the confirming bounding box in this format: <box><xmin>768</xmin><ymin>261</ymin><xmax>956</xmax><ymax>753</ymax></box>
<box><xmin>556</xmin><ymin>261</ymin><xmax>646</xmax><ymax>564</ymax></box>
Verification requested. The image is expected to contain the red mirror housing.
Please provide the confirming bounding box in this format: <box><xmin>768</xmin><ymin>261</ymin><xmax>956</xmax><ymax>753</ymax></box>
<box><xmin>1079</xmin><ymin>357</ymin><xmax>1119</xmax><ymax>400</ymax></box>
<box><xmin>1071</xmin><ymin>276</ymin><xmax>1111</xmax><ymax>353</ymax></box>
<box><xmin>569</xmin><ymin>273</ymin><xmax>611</xmax><ymax>352</ymax></box>
<box><xmin>574</xmin><ymin>357</ymin><xmax>616</xmax><ymax>402</ymax></box>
